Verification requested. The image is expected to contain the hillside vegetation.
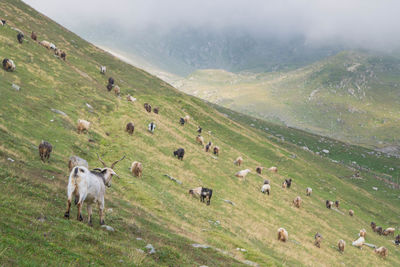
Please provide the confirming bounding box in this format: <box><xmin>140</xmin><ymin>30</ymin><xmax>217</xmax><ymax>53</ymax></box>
<box><xmin>179</xmin><ymin>51</ymin><xmax>400</xmax><ymax>150</ymax></box>
<box><xmin>0</xmin><ymin>1</ymin><xmax>399</xmax><ymax>266</ymax></box>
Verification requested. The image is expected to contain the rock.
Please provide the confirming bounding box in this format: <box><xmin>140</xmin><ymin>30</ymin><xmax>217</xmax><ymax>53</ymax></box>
<box><xmin>191</xmin><ymin>244</ymin><xmax>210</xmax><ymax>249</ymax></box>
<box><xmin>243</xmin><ymin>260</ymin><xmax>259</xmax><ymax>267</ymax></box>
<box><xmin>101</xmin><ymin>225</ymin><xmax>115</xmax><ymax>232</ymax></box>
<box><xmin>12</xmin><ymin>84</ymin><xmax>20</xmax><ymax>91</ymax></box>
<box><xmin>7</xmin><ymin>157</ymin><xmax>14</xmax><ymax>162</ymax></box>
<box><xmin>145</xmin><ymin>244</ymin><xmax>156</xmax><ymax>254</ymax></box>
<box><xmin>136</xmin><ymin>237</ymin><xmax>143</xmax><ymax>241</ymax></box>
<box><xmin>372</xmin><ymin>187</ymin><xmax>378</xmax><ymax>191</ymax></box>
<box><xmin>85</xmin><ymin>103</ymin><xmax>93</xmax><ymax>109</ymax></box>
<box><xmin>118</xmin><ymin>260</ymin><xmax>124</xmax><ymax>263</ymax></box>
<box><xmin>51</xmin><ymin>108</ymin><xmax>67</xmax><ymax>116</ymax></box>
<box><xmin>322</xmin><ymin>149</ymin><xmax>329</xmax><ymax>154</ymax></box>
<box><xmin>36</xmin><ymin>214</ymin><xmax>46</xmax><ymax>222</ymax></box>
<box><xmin>236</xmin><ymin>248</ymin><xmax>247</xmax><ymax>252</ymax></box>
<box><xmin>107</xmin><ymin>208</ymin><xmax>113</xmax><ymax>213</ymax></box>
<box><xmin>223</xmin><ymin>199</ymin><xmax>235</xmax><ymax>206</ymax></box>
<box><xmin>164</xmin><ymin>174</ymin><xmax>182</xmax><ymax>184</ymax></box>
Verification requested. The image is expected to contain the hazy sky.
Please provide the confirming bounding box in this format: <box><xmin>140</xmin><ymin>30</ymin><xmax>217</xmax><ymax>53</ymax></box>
<box><xmin>23</xmin><ymin>0</ymin><xmax>400</xmax><ymax>50</ymax></box>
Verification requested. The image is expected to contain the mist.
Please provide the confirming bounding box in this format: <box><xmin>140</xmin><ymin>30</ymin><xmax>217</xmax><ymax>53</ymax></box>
<box><xmin>23</xmin><ymin>0</ymin><xmax>400</xmax><ymax>51</ymax></box>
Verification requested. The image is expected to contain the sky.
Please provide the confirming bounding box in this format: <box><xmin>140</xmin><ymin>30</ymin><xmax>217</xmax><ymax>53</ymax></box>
<box><xmin>23</xmin><ymin>0</ymin><xmax>400</xmax><ymax>51</ymax></box>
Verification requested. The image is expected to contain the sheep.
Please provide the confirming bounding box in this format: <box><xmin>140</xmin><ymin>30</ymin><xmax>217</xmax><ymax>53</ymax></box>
<box><xmin>261</xmin><ymin>182</ymin><xmax>271</xmax><ymax>195</ymax></box>
<box><xmin>196</xmin><ymin>135</ymin><xmax>205</xmax><ymax>146</ymax></box>
<box><xmin>130</xmin><ymin>161</ymin><xmax>143</xmax><ymax>177</ymax></box>
<box><xmin>205</xmin><ymin>142</ymin><xmax>212</xmax><ymax>152</ymax></box>
<box><xmin>114</xmin><ymin>85</ymin><xmax>120</xmax><ymax>96</ymax></box>
<box><xmin>2</xmin><ymin>58</ymin><xmax>15</xmax><ymax>71</ymax></box>
<box><xmin>371</xmin><ymin>222</ymin><xmax>377</xmax><ymax>232</ymax></box>
<box><xmin>68</xmin><ymin>156</ymin><xmax>88</xmax><ymax>172</ymax></box>
<box><xmin>349</xmin><ymin>209</ymin><xmax>354</xmax><ymax>216</ymax></box>
<box><xmin>144</xmin><ymin>103</ymin><xmax>152</xmax><ymax>113</ymax></box>
<box><xmin>179</xmin><ymin>117</ymin><xmax>185</xmax><ymax>125</ymax></box>
<box><xmin>38</xmin><ymin>141</ymin><xmax>52</xmax><ymax>162</ymax></box>
<box><xmin>395</xmin><ymin>234</ymin><xmax>400</xmax><ymax>245</ymax></box>
<box><xmin>100</xmin><ymin>66</ymin><xmax>106</xmax><ymax>74</ymax></box>
<box><xmin>256</xmin><ymin>166</ymin><xmax>263</xmax><ymax>174</ymax></box>
<box><xmin>184</xmin><ymin>115</ymin><xmax>190</xmax><ymax>123</ymax></box>
<box><xmin>338</xmin><ymin>239</ymin><xmax>345</xmax><ymax>253</ymax></box>
<box><xmin>377</xmin><ymin>226</ymin><xmax>383</xmax><ymax>235</ymax></box>
<box><xmin>352</xmin><ymin>236</ymin><xmax>365</xmax><ymax>248</ymax></box>
<box><xmin>277</xmin><ymin>228</ymin><xmax>288</xmax><ymax>242</ymax></box>
<box><xmin>213</xmin><ymin>146</ymin><xmax>220</xmax><ymax>156</ymax></box>
<box><xmin>306</xmin><ymin>187</ymin><xmax>312</xmax><ymax>196</ymax></box>
<box><xmin>335</xmin><ymin>200</ymin><xmax>340</xmax><ymax>208</ymax></box>
<box><xmin>39</xmin><ymin>40</ymin><xmax>51</xmax><ymax>49</ymax></box>
<box><xmin>235</xmin><ymin>169</ymin><xmax>251</xmax><ymax>179</ymax></box>
<box><xmin>64</xmin><ymin>154</ymin><xmax>125</xmax><ymax>225</ymax></box>
<box><xmin>31</xmin><ymin>31</ymin><xmax>37</xmax><ymax>41</ymax></box>
<box><xmin>268</xmin><ymin>166</ymin><xmax>278</xmax><ymax>173</ymax></box>
<box><xmin>148</xmin><ymin>122</ymin><xmax>156</xmax><ymax>133</ymax></box>
<box><xmin>234</xmin><ymin>156</ymin><xmax>243</xmax><ymax>166</ymax></box>
<box><xmin>326</xmin><ymin>200</ymin><xmax>333</xmax><ymax>209</ymax></box>
<box><xmin>285</xmin><ymin>178</ymin><xmax>292</xmax><ymax>188</ymax></box>
<box><xmin>314</xmin><ymin>233</ymin><xmax>322</xmax><ymax>248</ymax></box>
<box><xmin>189</xmin><ymin>187</ymin><xmax>213</xmax><ymax>205</ymax></box>
<box><xmin>197</xmin><ymin>126</ymin><xmax>202</xmax><ymax>134</ymax></box>
<box><xmin>359</xmin><ymin>229</ymin><xmax>366</xmax><ymax>238</ymax></box>
<box><xmin>127</xmin><ymin>95</ymin><xmax>136</xmax><ymax>102</ymax></box>
<box><xmin>153</xmin><ymin>107</ymin><xmax>159</xmax><ymax>114</ymax></box>
<box><xmin>77</xmin><ymin>119</ymin><xmax>90</xmax><ymax>134</ymax></box>
<box><xmin>383</xmin><ymin>227</ymin><xmax>395</xmax><ymax>236</ymax></box>
<box><xmin>374</xmin><ymin>247</ymin><xmax>388</xmax><ymax>258</ymax></box>
<box><xmin>293</xmin><ymin>196</ymin><xmax>302</xmax><ymax>208</ymax></box>
<box><xmin>126</xmin><ymin>122</ymin><xmax>134</xmax><ymax>135</ymax></box>
<box><xmin>17</xmin><ymin>32</ymin><xmax>24</xmax><ymax>44</ymax></box>
<box><xmin>173</xmin><ymin>148</ymin><xmax>185</xmax><ymax>160</ymax></box>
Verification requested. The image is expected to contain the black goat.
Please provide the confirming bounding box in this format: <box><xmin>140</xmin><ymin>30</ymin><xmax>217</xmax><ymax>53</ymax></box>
<box><xmin>173</xmin><ymin>148</ymin><xmax>185</xmax><ymax>160</ymax></box>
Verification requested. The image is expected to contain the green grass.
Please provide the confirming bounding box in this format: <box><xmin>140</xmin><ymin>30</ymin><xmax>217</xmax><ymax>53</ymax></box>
<box><xmin>0</xmin><ymin>1</ymin><xmax>399</xmax><ymax>266</ymax></box>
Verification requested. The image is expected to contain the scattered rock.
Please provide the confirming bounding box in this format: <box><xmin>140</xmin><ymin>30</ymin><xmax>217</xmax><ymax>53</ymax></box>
<box><xmin>192</xmin><ymin>244</ymin><xmax>210</xmax><ymax>249</ymax></box>
<box><xmin>51</xmin><ymin>108</ymin><xmax>67</xmax><ymax>116</ymax></box>
<box><xmin>236</xmin><ymin>248</ymin><xmax>247</xmax><ymax>252</ymax></box>
<box><xmin>118</xmin><ymin>260</ymin><xmax>124</xmax><ymax>263</ymax></box>
<box><xmin>322</xmin><ymin>149</ymin><xmax>329</xmax><ymax>154</ymax></box>
<box><xmin>12</xmin><ymin>84</ymin><xmax>20</xmax><ymax>91</ymax></box>
<box><xmin>85</xmin><ymin>103</ymin><xmax>93</xmax><ymax>109</ymax></box>
<box><xmin>136</xmin><ymin>249</ymin><xmax>144</xmax><ymax>254</ymax></box>
<box><xmin>223</xmin><ymin>199</ymin><xmax>235</xmax><ymax>206</ymax></box>
<box><xmin>36</xmin><ymin>214</ymin><xmax>46</xmax><ymax>222</ymax></box>
<box><xmin>107</xmin><ymin>208</ymin><xmax>113</xmax><ymax>213</ymax></box>
<box><xmin>145</xmin><ymin>244</ymin><xmax>156</xmax><ymax>254</ymax></box>
<box><xmin>7</xmin><ymin>157</ymin><xmax>14</xmax><ymax>162</ymax></box>
<box><xmin>243</xmin><ymin>260</ymin><xmax>259</xmax><ymax>267</ymax></box>
<box><xmin>372</xmin><ymin>187</ymin><xmax>378</xmax><ymax>191</ymax></box>
<box><xmin>101</xmin><ymin>225</ymin><xmax>115</xmax><ymax>232</ymax></box>
<box><xmin>136</xmin><ymin>237</ymin><xmax>143</xmax><ymax>241</ymax></box>
<box><xmin>164</xmin><ymin>174</ymin><xmax>182</xmax><ymax>184</ymax></box>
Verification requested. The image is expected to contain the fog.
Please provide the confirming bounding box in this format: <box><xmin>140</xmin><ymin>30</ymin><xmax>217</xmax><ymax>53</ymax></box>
<box><xmin>23</xmin><ymin>0</ymin><xmax>400</xmax><ymax>50</ymax></box>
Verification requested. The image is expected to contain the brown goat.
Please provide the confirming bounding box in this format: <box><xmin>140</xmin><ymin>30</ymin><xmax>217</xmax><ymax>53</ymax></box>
<box><xmin>126</xmin><ymin>122</ymin><xmax>134</xmax><ymax>135</ymax></box>
<box><xmin>338</xmin><ymin>239</ymin><xmax>345</xmax><ymax>252</ymax></box>
<box><xmin>144</xmin><ymin>103</ymin><xmax>152</xmax><ymax>113</ymax></box>
<box><xmin>31</xmin><ymin>31</ymin><xmax>37</xmax><ymax>41</ymax></box>
<box><xmin>130</xmin><ymin>161</ymin><xmax>143</xmax><ymax>177</ymax></box>
<box><xmin>293</xmin><ymin>196</ymin><xmax>302</xmax><ymax>208</ymax></box>
<box><xmin>213</xmin><ymin>146</ymin><xmax>220</xmax><ymax>156</ymax></box>
<box><xmin>38</xmin><ymin>141</ymin><xmax>52</xmax><ymax>162</ymax></box>
<box><xmin>374</xmin><ymin>247</ymin><xmax>388</xmax><ymax>258</ymax></box>
<box><xmin>277</xmin><ymin>228</ymin><xmax>288</xmax><ymax>242</ymax></box>
<box><xmin>256</xmin><ymin>166</ymin><xmax>263</xmax><ymax>174</ymax></box>
<box><xmin>314</xmin><ymin>233</ymin><xmax>322</xmax><ymax>248</ymax></box>
<box><xmin>153</xmin><ymin>107</ymin><xmax>159</xmax><ymax>114</ymax></box>
<box><xmin>335</xmin><ymin>200</ymin><xmax>340</xmax><ymax>208</ymax></box>
<box><xmin>349</xmin><ymin>209</ymin><xmax>354</xmax><ymax>216</ymax></box>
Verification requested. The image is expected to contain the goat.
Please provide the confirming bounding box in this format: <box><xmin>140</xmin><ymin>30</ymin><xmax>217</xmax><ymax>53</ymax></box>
<box><xmin>261</xmin><ymin>183</ymin><xmax>271</xmax><ymax>195</ymax></box>
<box><xmin>306</xmin><ymin>187</ymin><xmax>312</xmax><ymax>196</ymax></box>
<box><xmin>196</xmin><ymin>135</ymin><xmax>205</xmax><ymax>146</ymax></box>
<box><xmin>148</xmin><ymin>122</ymin><xmax>156</xmax><ymax>133</ymax></box>
<box><xmin>335</xmin><ymin>200</ymin><xmax>340</xmax><ymax>208</ymax></box>
<box><xmin>377</xmin><ymin>226</ymin><xmax>383</xmax><ymax>235</ymax></box>
<box><xmin>126</xmin><ymin>122</ymin><xmax>134</xmax><ymax>135</ymax></box>
<box><xmin>2</xmin><ymin>58</ymin><xmax>16</xmax><ymax>71</ymax></box>
<box><xmin>64</xmin><ymin>154</ymin><xmax>125</xmax><ymax>225</ymax></box>
<box><xmin>60</xmin><ymin>51</ymin><xmax>66</xmax><ymax>61</ymax></box>
<box><xmin>235</xmin><ymin>169</ymin><xmax>251</xmax><ymax>179</ymax></box>
<box><xmin>326</xmin><ymin>200</ymin><xmax>333</xmax><ymax>209</ymax></box>
<box><xmin>49</xmin><ymin>43</ymin><xmax>56</xmax><ymax>50</ymax></box>
<box><xmin>256</xmin><ymin>166</ymin><xmax>263</xmax><ymax>174</ymax></box>
<box><xmin>38</xmin><ymin>141</ymin><xmax>52</xmax><ymax>162</ymax></box>
<box><xmin>268</xmin><ymin>166</ymin><xmax>278</xmax><ymax>173</ymax></box>
<box><xmin>277</xmin><ymin>228</ymin><xmax>288</xmax><ymax>242</ymax></box>
<box><xmin>127</xmin><ymin>95</ymin><xmax>136</xmax><ymax>102</ymax></box>
<box><xmin>338</xmin><ymin>239</ymin><xmax>345</xmax><ymax>253</ymax></box>
<box><xmin>359</xmin><ymin>229</ymin><xmax>366</xmax><ymax>238</ymax></box>
<box><xmin>349</xmin><ymin>209</ymin><xmax>354</xmax><ymax>216</ymax></box>
<box><xmin>179</xmin><ymin>117</ymin><xmax>185</xmax><ymax>125</ymax></box>
<box><xmin>205</xmin><ymin>142</ymin><xmax>212</xmax><ymax>152</ymax></box>
<box><xmin>68</xmin><ymin>156</ymin><xmax>89</xmax><ymax>172</ymax></box>
<box><xmin>213</xmin><ymin>146</ymin><xmax>220</xmax><ymax>156</ymax></box>
<box><xmin>31</xmin><ymin>31</ymin><xmax>37</xmax><ymax>41</ymax></box>
<box><xmin>39</xmin><ymin>40</ymin><xmax>51</xmax><ymax>49</ymax></box>
<box><xmin>352</xmin><ymin>236</ymin><xmax>365</xmax><ymax>248</ymax></box>
<box><xmin>77</xmin><ymin>119</ymin><xmax>90</xmax><ymax>134</ymax></box>
<box><xmin>106</xmin><ymin>83</ymin><xmax>113</xmax><ymax>91</ymax></box>
<box><xmin>108</xmin><ymin>77</ymin><xmax>114</xmax><ymax>85</ymax></box>
<box><xmin>383</xmin><ymin>227</ymin><xmax>395</xmax><ymax>236</ymax></box>
<box><xmin>395</xmin><ymin>234</ymin><xmax>400</xmax><ymax>245</ymax></box>
<box><xmin>293</xmin><ymin>196</ymin><xmax>302</xmax><ymax>208</ymax></box>
<box><xmin>184</xmin><ymin>115</ymin><xmax>190</xmax><ymax>123</ymax></box>
<box><xmin>130</xmin><ymin>161</ymin><xmax>143</xmax><ymax>177</ymax></box>
<box><xmin>314</xmin><ymin>233</ymin><xmax>322</xmax><ymax>248</ymax></box>
<box><xmin>282</xmin><ymin>181</ymin><xmax>287</xmax><ymax>188</ymax></box>
<box><xmin>100</xmin><ymin>66</ymin><xmax>106</xmax><ymax>74</ymax></box>
<box><xmin>285</xmin><ymin>179</ymin><xmax>292</xmax><ymax>188</ymax></box>
<box><xmin>17</xmin><ymin>32</ymin><xmax>24</xmax><ymax>44</ymax></box>
<box><xmin>374</xmin><ymin>247</ymin><xmax>388</xmax><ymax>258</ymax></box>
<box><xmin>189</xmin><ymin>187</ymin><xmax>213</xmax><ymax>205</ymax></box>
<box><xmin>153</xmin><ymin>107</ymin><xmax>159</xmax><ymax>114</ymax></box>
<box><xmin>173</xmin><ymin>148</ymin><xmax>185</xmax><ymax>160</ymax></box>
<box><xmin>197</xmin><ymin>126</ymin><xmax>202</xmax><ymax>134</ymax></box>
<box><xmin>114</xmin><ymin>85</ymin><xmax>120</xmax><ymax>96</ymax></box>
<box><xmin>371</xmin><ymin>222</ymin><xmax>377</xmax><ymax>232</ymax></box>
<box><xmin>234</xmin><ymin>156</ymin><xmax>243</xmax><ymax>166</ymax></box>
<box><xmin>144</xmin><ymin>103</ymin><xmax>152</xmax><ymax>113</ymax></box>
<box><xmin>0</xmin><ymin>19</ymin><xmax>5</xmax><ymax>26</ymax></box>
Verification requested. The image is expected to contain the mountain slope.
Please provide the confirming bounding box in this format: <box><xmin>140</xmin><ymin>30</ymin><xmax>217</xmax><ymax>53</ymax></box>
<box><xmin>0</xmin><ymin>1</ymin><xmax>399</xmax><ymax>266</ymax></box>
<box><xmin>179</xmin><ymin>51</ymin><xmax>400</xmax><ymax>149</ymax></box>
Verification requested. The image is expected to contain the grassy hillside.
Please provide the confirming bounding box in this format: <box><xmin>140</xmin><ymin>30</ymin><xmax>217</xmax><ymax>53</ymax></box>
<box><xmin>0</xmin><ymin>1</ymin><xmax>399</xmax><ymax>266</ymax></box>
<box><xmin>179</xmin><ymin>51</ymin><xmax>400</xmax><ymax>150</ymax></box>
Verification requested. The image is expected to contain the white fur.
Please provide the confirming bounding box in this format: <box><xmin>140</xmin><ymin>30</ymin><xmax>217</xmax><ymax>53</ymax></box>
<box><xmin>235</xmin><ymin>169</ymin><xmax>251</xmax><ymax>179</ymax></box>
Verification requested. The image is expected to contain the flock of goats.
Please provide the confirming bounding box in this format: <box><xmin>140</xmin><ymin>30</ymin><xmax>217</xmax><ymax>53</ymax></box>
<box><xmin>2</xmin><ymin>19</ymin><xmax>399</xmax><ymax>260</ymax></box>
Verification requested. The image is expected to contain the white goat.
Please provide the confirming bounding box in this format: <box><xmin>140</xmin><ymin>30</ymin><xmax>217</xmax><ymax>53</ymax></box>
<box><xmin>68</xmin><ymin>155</ymin><xmax>89</xmax><ymax>172</ymax></box>
<box><xmin>352</xmin><ymin>236</ymin><xmax>365</xmax><ymax>248</ymax></box>
<box><xmin>306</xmin><ymin>187</ymin><xmax>312</xmax><ymax>196</ymax></box>
<box><xmin>235</xmin><ymin>169</ymin><xmax>251</xmax><ymax>179</ymax></box>
<box><xmin>100</xmin><ymin>65</ymin><xmax>106</xmax><ymax>74</ymax></box>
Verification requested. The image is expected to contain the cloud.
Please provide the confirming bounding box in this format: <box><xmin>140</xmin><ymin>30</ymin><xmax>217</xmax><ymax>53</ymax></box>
<box><xmin>23</xmin><ymin>0</ymin><xmax>400</xmax><ymax>50</ymax></box>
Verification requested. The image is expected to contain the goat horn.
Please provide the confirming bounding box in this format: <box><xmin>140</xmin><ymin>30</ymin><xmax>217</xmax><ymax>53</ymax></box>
<box><xmin>110</xmin><ymin>155</ymin><xmax>126</xmax><ymax>169</ymax></box>
<box><xmin>96</xmin><ymin>153</ymin><xmax>107</xmax><ymax>167</ymax></box>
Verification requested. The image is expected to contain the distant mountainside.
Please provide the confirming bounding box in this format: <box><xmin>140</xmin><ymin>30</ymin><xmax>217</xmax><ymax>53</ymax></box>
<box><xmin>179</xmin><ymin>50</ymin><xmax>400</xmax><ymax>150</ymax></box>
